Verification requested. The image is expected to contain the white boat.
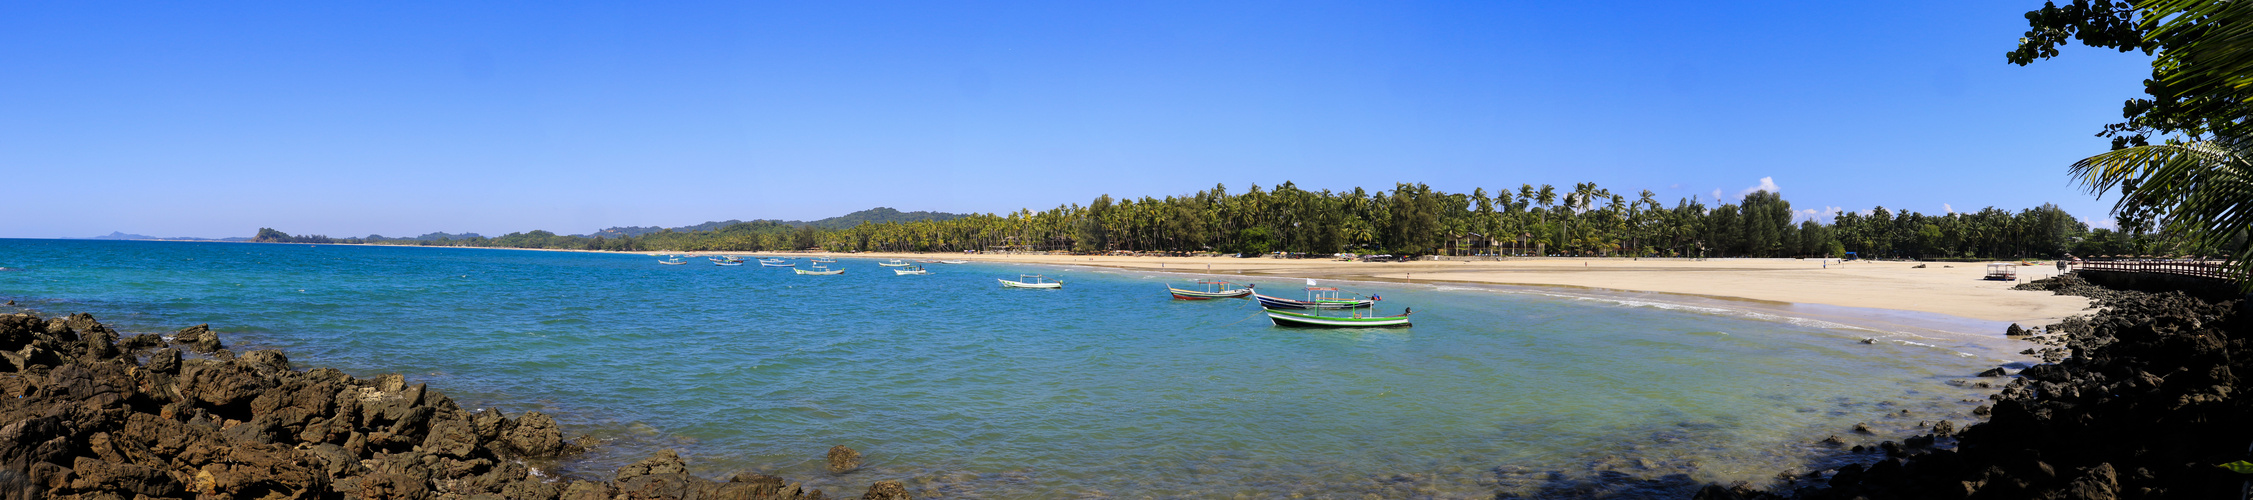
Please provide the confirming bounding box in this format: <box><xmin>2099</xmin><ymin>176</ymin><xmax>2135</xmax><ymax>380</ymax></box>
<box><xmin>659</xmin><ymin>259</ymin><xmax>689</xmax><ymax>265</ymax></box>
<box><xmin>894</xmin><ymin>265</ymin><xmax>929</xmax><ymax>275</ymax></box>
<box><xmin>939</xmin><ymin>260</ymin><xmax>969</xmax><ymax>264</ymax></box>
<box><xmin>713</xmin><ymin>261</ymin><xmax>743</xmax><ymax>266</ymax></box>
<box><xmin>793</xmin><ymin>263</ymin><xmax>847</xmax><ymax>275</ymax></box>
<box><xmin>877</xmin><ymin>259</ymin><xmax>912</xmax><ymax>267</ymax></box>
<box><xmin>760</xmin><ymin>260</ymin><xmax>795</xmax><ymax>267</ymax></box>
<box><xmin>998</xmin><ymin>274</ymin><xmax>1062</xmax><ymax>289</ymax></box>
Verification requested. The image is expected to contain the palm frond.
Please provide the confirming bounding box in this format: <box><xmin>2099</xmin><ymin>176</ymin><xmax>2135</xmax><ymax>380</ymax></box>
<box><xmin>2072</xmin><ymin>140</ymin><xmax>2253</xmax><ymax>283</ymax></box>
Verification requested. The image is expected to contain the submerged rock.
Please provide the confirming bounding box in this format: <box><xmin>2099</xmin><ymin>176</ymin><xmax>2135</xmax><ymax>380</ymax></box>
<box><xmin>828</xmin><ymin>445</ymin><xmax>864</xmax><ymax>474</ymax></box>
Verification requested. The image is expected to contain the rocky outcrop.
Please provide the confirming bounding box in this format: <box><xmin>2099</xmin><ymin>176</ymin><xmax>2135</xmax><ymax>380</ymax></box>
<box><xmin>0</xmin><ymin>312</ymin><xmax>915</xmax><ymax>500</ymax></box>
<box><xmin>827</xmin><ymin>445</ymin><xmax>862</xmax><ymax>474</ymax></box>
<box><xmin>1710</xmin><ymin>277</ymin><xmax>2251</xmax><ymax>499</ymax></box>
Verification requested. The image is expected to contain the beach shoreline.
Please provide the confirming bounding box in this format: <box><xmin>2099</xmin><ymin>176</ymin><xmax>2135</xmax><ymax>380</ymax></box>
<box><xmin>669</xmin><ymin>249</ymin><xmax>2094</xmax><ymax>328</ymax></box>
<box><xmin>258</xmin><ymin>239</ymin><xmax>2095</xmax><ymax>331</ymax></box>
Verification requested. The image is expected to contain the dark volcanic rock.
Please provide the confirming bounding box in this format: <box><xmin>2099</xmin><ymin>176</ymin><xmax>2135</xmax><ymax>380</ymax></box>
<box><xmin>861</xmin><ymin>479</ymin><xmax>911</xmax><ymax>499</ymax></box>
<box><xmin>828</xmin><ymin>445</ymin><xmax>863</xmax><ymax>474</ymax></box>
<box><xmin>171</xmin><ymin>323</ymin><xmax>224</xmax><ymax>353</ymax></box>
<box><xmin>0</xmin><ymin>311</ymin><xmax>855</xmax><ymax>499</ymax></box>
<box><xmin>618</xmin><ymin>449</ymin><xmax>689</xmax><ymax>480</ymax></box>
<box><xmin>1715</xmin><ymin>276</ymin><xmax>2251</xmax><ymax>499</ymax></box>
<box><xmin>498</xmin><ymin>410</ymin><xmax>579</xmax><ymax>458</ymax></box>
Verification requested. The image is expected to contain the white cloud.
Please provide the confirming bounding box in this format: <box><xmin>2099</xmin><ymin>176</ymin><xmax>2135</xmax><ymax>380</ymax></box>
<box><xmin>2084</xmin><ymin>217</ymin><xmax>2119</xmax><ymax>230</ymax></box>
<box><xmin>1710</xmin><ymin>189</ymin><xmax>1723</xmax><ymax>203</ymax></box>
<box><xmin>1735</xmin><ymin>177</ymin><xmax>1780</xmax><ymax>198</ymax></box>
<box><xmin>1797</xmin><ymin>206</ymin><xmax>1844</xmax><ymax>223</ymax></box>
<box><xmin>1943</xmin><ymin>203</ymin><xmax>1955</xmax><ymax>214</ymax></box>
<box><xmin>1668</xmin><ymin>183</ymin><xmax>1682</xmax><ymax>189</ymax></box>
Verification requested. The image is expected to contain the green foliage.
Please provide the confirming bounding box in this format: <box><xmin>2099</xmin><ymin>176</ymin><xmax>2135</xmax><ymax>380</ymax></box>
<box><xmin>310</xmin><ymin>181</ymin><xmax>2115</xmax><ymax>262</ymax></box>
<box><xmin>1235</xmin><ymin>226</ymin><xmax>1274</xmax><ymax>255</ymax></box>
<box><xmin>2014</xmin><ymin>0</ymin><xmax>2253</xmax><ymax>282</ymax></box>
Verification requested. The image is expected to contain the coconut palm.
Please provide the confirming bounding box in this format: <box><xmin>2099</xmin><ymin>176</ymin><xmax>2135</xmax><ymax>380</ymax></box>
<box><xmin>2070</xmin><ymin>138</ymin><xmax>2253</xmax><ymax>282</ymax></box>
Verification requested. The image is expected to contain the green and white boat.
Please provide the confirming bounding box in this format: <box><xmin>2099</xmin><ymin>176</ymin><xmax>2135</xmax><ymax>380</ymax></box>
<box><xmin>1264</xmin><ymin>307</ymin><xmax>1412</xmax><ymax>328</ymax></box>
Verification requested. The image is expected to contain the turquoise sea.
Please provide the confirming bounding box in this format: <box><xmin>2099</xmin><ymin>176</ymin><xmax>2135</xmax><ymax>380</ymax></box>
<box><xmin>0</xmin><ymin>239</ymin><xmax>2020</xmax><ymax>498</ymax></box>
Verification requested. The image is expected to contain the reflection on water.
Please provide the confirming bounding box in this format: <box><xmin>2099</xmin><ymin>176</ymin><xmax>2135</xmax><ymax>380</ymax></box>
<box><xmin>0</xmin><ymin>240</ymin><xmax>2019</xmax><ymax>498</ymax></box>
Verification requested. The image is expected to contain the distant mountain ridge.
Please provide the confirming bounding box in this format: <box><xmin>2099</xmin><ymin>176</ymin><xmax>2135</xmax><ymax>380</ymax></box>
<box><xmin>84</xmin><ymin>231</ymin><xmax>251</xmax><ymax>242</ymax></box>
<box><xmin>587</xmin><ymin>207</ymin><xmax>968</xmax><ymax>238</ymax></box>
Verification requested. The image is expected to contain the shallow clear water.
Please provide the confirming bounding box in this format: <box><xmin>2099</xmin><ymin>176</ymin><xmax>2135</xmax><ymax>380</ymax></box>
<box><xmin>0</xmin><ymin>239</ymin><xmax>2018</xmax><ymax>498</ymax></box>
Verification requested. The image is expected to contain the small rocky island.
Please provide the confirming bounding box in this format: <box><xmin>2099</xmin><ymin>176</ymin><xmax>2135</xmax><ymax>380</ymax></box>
<box><xmin>0</xmin><ymin>312</ymin><xmax>910</xmax><ymax>499</ymax></box>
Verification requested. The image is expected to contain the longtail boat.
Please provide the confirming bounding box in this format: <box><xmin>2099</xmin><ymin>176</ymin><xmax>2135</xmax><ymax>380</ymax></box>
<box><xmin>1252</xmin><ymin>286</ymin><xmax>1375</xmax><ymax>309</ymax></box>
<box><xmin>893</xmin><ymin>265</ymin><xmax>929</xmax><ymax>275</ymax></box>
<box><xmin>877</xmin><ymin>259</ymin><xmax>912</xmax><ymax>267</ymax></box>
<box><xmin>1264</xmin><ymin>307</ymin><xmax>1412</xmax><ymax>328</ymax></box>
<box><xmin>794</xmin><ymin>264</ymin><xmax>844</xmax><ymax>275</ymax></box>
<box><xmin>999</xmin><ymin>274</ymin><xmax>1062</xmax><ymax>289</ymax></box>
<box><xmin>759</xmin><ymin>260</ymin><xmax>795</xmax><ymax>267</ymax></box>
<box><xmin>1167</xmin><ymin>280</ymin><xmax>1252</xmax><ymax>300</ymax></box>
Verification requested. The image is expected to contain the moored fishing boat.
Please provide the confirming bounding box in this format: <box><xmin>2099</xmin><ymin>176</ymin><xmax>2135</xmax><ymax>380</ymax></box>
<box><xmin>1264</xmin><ymin>308</ymin><xmax>1412</xmax><ymax>328</ymax></box>
<box><xmin>998</xmin><ymin>274</ymin><xmax>1061</xmax><ymax>289</ymax></box>
<box><xmin>713</xmin><ymin>261</ymin><xmax>743</xmax><ymax>266</ymax></box>
<box><xmin>1252</xmin><ymin>286</ymin><xmax>1375</xmax><ymax>309</ymax></box>
<box><xmin>1259</xmin><ymin>283</ymin><xmax>1410</xmax><ymax>327</ymax></box>
<box><xmin>759</xmin><ymin>259</ymin><xmax>795</xmax><ymax>267</ymax></box>
<box><xmin>659</xmin><ymin>259</ymin><xmax>689</xmax><ymax>265</ymax></box>
<box><xmin>877</xmin><ymin>259</ymin><xmax>912</xmax><ymax>267</ymax></box>
<box><xmin>1167</xmin><ymin>280</ymin><xmax>1252</xmax><ymax>300</ymax></box>
<box><xmin>894</xmin><ymin>265</ymin><xmax>929</xmax><ymax>275</ymax></box>
<box><xmin>794</xmin><ymin>264</ymin><xmax>845</xmax><ymax>275</ymax></box>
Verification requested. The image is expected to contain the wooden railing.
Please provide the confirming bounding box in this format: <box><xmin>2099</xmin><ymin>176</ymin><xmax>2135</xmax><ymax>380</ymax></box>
<box><xmin>2073</xmin><ymin>259</ymin><xmax>2246</xmax><ymax>282</ymax></box>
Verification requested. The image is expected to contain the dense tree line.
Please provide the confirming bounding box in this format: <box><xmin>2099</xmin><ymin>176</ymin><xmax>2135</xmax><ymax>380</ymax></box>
<box><xmin>261</xmin><ymin>181</ymin><xmax>2225</xmax><ymax>260</ymax></box>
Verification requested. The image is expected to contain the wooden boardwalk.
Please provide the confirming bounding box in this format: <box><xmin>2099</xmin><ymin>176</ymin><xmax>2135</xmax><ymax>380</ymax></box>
<box><xmin>2073</xmin><ymin>259</ymin><xmax>2245</xmax><ymax>283</ymax></box>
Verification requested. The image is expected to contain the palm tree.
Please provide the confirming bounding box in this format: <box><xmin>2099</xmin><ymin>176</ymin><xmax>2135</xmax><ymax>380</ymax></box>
<box><xmin>2070</xmin><ymin>139</ymin><xmax>2253</xmax><ymax>281</ymax></box>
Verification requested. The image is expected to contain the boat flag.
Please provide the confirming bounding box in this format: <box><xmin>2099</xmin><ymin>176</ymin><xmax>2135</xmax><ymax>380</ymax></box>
<box><xmin>1307</xmin><ymin>279</ymin><xmax>1316</xmax><ymax>286</ymax></box>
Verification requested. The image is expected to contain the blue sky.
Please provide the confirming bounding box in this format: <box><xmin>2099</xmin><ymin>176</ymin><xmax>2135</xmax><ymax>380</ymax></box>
<box><xmin>2</xmin><ymin>1</ymin><xmax>2155</xmax><ymax>238</ymax></box>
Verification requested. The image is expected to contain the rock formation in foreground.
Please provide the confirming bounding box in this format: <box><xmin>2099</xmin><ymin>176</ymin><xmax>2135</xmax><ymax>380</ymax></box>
<box><xmin>1699</xmin><ymin>275</ymin><xmax>2250</xmax><ymax>499</ymax></box>
<box><xmin>0</xmin><ymin>312</ymin><xmax>905</xmax><ymax>499</ymax></box>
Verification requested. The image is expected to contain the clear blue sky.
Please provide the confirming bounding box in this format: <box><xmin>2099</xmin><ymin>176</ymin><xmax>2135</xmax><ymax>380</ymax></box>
<box><xmin>1</xmin><ymin>1</ymin><xmax>2155</xmax><ymax>239</ymax></box>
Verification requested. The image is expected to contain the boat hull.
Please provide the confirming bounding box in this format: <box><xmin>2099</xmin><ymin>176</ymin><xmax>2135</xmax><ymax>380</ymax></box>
<box><xmin>1265</xmin><ymin>309</ymin><xmax>1411</xmax><ymax>328</ymax></box>
<box><xmin>1252</xmin><ymin>293</ymin><xmax>1372</xmax><ymax>309</ymax></box>
<box><xmin>794</xmin><ymin>268</ymin><xmax>845</xmax><ymax>275</ymax></box>
<box><xmin>1168</xmin><ymin>287</ymin><xmax>1252</xmax><ymax>300</ymax></box>
<box><xmin>894</xmin><ymin>269</ymin><xmax>928</xmax><ymax>275</ymax></box>
<box><xmin>760</xmin><ymin>262</ymin><xmax>795</xmax><ymax>267</ymax></box>
<box><xmin>999</xmin><ymin>279</ymin><xmax>1061</xmax><ymax>289</ymax></box>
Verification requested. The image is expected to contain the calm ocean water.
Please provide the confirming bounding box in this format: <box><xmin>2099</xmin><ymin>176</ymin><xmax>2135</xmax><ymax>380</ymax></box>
<box><xmin>0</xmin><ymin>239</ymin><xmax>2017</xmax><ymax>498</ymax></box>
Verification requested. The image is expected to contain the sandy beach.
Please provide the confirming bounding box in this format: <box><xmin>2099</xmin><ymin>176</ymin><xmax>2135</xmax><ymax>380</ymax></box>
<box><xmin>703</xmin><ymin>251</ymin><xmax>2094</xmax><ymax>327</ymax></box>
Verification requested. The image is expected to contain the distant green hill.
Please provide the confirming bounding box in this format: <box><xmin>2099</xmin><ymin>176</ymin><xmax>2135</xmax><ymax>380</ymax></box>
<box><xmin>587</xmin><ymin>207</ymin><xmax>967</xmax><ymax>238</ymax></box>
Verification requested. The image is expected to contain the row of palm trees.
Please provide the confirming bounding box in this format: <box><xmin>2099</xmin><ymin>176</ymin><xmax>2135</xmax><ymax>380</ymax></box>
<box><xmin>345</xmin><ymin>180</ymin><xmax>2146</xmax><ymax>260</ymax></box>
